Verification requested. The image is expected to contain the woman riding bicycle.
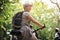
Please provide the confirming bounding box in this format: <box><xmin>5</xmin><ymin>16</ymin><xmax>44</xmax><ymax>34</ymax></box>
<box><xmin>12</xmin><ymin>2</ymin><xmax>45</xmax><ymax>40</ymax></box>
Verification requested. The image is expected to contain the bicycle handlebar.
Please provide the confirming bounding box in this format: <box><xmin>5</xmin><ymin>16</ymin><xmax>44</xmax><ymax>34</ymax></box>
<box><xmin>32</xmin><ymin>24</ymin><xmax>46</xmax><ymax>33</ymax></box>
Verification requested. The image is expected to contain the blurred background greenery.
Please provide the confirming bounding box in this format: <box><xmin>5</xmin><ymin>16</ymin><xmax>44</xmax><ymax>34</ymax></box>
<box><xmin>0</xmin><ymin>0</ymin><xmax>60</xmax><ymax>40</ymax></box>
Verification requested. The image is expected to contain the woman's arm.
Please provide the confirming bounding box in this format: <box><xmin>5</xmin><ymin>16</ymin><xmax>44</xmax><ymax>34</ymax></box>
<box><xmin>27</xmin><ymin>14</ymin><xmax>44</xmax><ymax>28</ymax></box>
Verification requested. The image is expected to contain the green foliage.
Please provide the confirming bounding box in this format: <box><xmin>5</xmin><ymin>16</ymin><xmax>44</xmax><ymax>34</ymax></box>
<box><xmin>0</xmin><ymin>0</ymin><xmax>59</xmax><ymax>40</ymax></box>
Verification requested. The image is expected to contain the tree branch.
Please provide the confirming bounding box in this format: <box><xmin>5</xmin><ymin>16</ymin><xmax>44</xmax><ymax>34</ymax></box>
<box><xmin>50</xmin><ymin>0</ymin><xmax>60</xmax><ymax>11</ymax></box>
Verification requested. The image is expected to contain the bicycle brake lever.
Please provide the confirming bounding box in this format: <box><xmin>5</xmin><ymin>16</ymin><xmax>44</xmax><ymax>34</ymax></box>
<box><xmin>44</xmin><ymin>24</ymin><xmax>46</xmax><ymax>28</ymax></box>
<box><xmin>41</xmin><ymin>24</ymin><xmax>46</xmax><ymax>29</ymax></box>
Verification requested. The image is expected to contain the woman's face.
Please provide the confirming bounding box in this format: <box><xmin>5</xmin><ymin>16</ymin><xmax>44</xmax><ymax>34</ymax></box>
<box><xmin>25</xmin><ymin>5</ymin><xmax>32</xmax><ymax>12</ymax></box>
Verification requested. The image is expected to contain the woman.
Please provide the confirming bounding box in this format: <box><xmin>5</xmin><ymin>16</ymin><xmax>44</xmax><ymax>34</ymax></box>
<box><xmin>20</xmin><ymin>3</ymin><xmax>45</xmax><ymax>40</ymax></box>
<box><xmin>12</xmin><ymin>2</ymin><xmax>45</xmax><ymax>40</ymax></box>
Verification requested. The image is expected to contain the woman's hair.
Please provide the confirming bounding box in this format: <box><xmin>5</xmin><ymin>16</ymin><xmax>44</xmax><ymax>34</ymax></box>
<box><xmin>23</xmin><ymin>3</ymin><xmax>32</xmax><ymax>9</ymax></box>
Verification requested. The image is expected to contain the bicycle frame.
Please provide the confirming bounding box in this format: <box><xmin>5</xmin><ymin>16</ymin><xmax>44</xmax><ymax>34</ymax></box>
<box><xmin>9</xmin><ymin>24</ymin><xmax>46</xmax><ymax>40</ymax></box>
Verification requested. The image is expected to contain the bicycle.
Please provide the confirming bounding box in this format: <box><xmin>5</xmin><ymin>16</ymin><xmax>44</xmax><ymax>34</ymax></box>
<box><xmin>9</xmin><ymin>24</ymin><xmax>46</xmax><ymax>40</ymax></box>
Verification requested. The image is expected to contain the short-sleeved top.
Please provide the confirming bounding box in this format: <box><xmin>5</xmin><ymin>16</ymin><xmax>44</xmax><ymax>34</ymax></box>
<box><xmin>21</xmin><ymin>11</ymin><xmax>31</xmax><ymax>27</ymax></box>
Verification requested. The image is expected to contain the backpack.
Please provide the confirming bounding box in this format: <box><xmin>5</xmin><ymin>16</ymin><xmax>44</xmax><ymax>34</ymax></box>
<box><xmin>12</xmin><ymin>11</ymin><xmax>23</xmax><ymax>27</ymax></box>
